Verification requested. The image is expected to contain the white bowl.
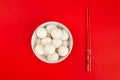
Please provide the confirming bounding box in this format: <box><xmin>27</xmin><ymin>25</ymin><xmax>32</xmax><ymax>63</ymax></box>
<box><xmin>31</xmin><ymin>21</ymin><xmax>73</xmax><ymax>63</ymax></box>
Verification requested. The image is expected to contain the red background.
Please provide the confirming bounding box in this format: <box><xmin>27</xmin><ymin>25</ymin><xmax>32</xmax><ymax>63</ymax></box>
<box><xmin>0</xmin><ymin>0</ymin><xmax>120</xmax><ymax>80</ymax></box>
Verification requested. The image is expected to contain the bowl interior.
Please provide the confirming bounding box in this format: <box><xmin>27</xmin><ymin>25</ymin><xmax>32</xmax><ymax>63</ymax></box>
<box><xmin>31</xmin><ymin>21</ymin><xmax>73</xmax><ymax>63</ymax></box>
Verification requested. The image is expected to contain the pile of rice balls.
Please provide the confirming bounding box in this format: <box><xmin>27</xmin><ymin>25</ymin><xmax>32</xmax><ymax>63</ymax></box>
<box><xmin>34</xmin><ymin>23</ymin><xmax>70</xmax><ymax>62</ymax></box>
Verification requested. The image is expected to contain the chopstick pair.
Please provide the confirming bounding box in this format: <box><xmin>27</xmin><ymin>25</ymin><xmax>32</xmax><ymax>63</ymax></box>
<box><xmin>86</xmin><ymin>7</ymin><xmax>91</xmax><ymax>72</ymax></box>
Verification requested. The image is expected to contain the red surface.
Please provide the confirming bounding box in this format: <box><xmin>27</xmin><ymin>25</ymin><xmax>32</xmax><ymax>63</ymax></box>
<box><xmin>0</xmin><ymin>0</ymin><xmax>120</xmax><ymax>80</ymax></box>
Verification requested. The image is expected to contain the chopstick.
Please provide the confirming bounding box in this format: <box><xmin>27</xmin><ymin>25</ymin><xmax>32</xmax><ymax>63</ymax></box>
<box><xmin>86</xmin><ymin>7</ymin><xmax>91</xmax><ymax>72</ymax></box>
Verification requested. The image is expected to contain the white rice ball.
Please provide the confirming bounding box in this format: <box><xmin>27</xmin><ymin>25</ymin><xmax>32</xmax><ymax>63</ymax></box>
<box><xmin>46</xmin><ymin>24</ymin><xmax>57</xmax><ymax>33</ymax></box>
<box><xmin>62</xmin><ymin>40</ymin><xmax>69</xmax><ymax>46</ymax></box>
<box><xmin>58</xmin><ymin>46</ymin><xmax>69</xmax><ymax>56</ymax></box>
<box><xmin>41</xmin><ymin>37</ymin><xmax>52</xmax><ymax>45</ymax></box>
<box><xmin>34</xmin><ymin>44</ymin><xmax>44</xmax><ymax>56</ymax></box>
<box><xmin>61</xmin><ymin>30</ymin><xmax>69</xmax><ymax>40</ymax></box>
<box><xmin>36</xmin><ymin>38</ymin><xmax>41</xmax><ymax>44</ymax></box>
<box><xmin>44</xmin><ymin>44</ymin><xmax>55</xmax><ymax>55</ymax></box>
<box><xmin>52</xmin><ymin>39</ymin><xmax>62</xmax><ymax>48</ymax></box>
<box><xmin>51</xmin><ymin>28</ymin><xmax>62</xmax><ymax>39</ymax></box>
<box><xmin>47</xmin><ymin>52</ymin><xmax>59</xmax><ymax>61</ymax></box>
<box><xmin>36</xmin><ymin>28</ymin><xmax>47</xmax><ymax>38</ymax></box>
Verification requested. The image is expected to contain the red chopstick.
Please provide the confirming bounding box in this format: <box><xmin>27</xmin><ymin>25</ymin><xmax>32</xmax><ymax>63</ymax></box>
<box><xmin>86</xmin><ymin>7</ymin><xmax>91</xmax><ymax>72</ymax></box>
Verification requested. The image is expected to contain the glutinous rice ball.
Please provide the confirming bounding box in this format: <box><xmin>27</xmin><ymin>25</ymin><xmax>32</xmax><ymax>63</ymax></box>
<box><xmin>61</xmin><ymin>30</ymin><xmax>69</xmax><ymax>40</ymax></box>
<box><xmin>41</xmin><ymin>37</ymin><xmax>52</xmax><ymax>45</ymax></box>
<box><xmin>46</xmin><ymin>24</ymin><xmax>57</xmax><ymax>33</ymax></box>
<box><xmin>34</xmin><ymin>44</ymin><xmax>44</xmax><ymax>56</ymax></box>
<box><xmin>52</xmin><ymin>39</ymin><xmax>62</xmax><ymax>48</ymax></box>
<box><xmin>47</xmin><ymin>52</ymin><xmax>59</xmax><ymax>61</ymax></box>
<box><xmin>36</xmin><ymin>28</ymin><xmax>47</xmax><ymax>38</ymax></box>
<box><xmin>51</xmin><ymin>28</ymin><xmax>62</xmax><ymax>39</ymax></box>
<box><xmin>44</xmin><ymin>44</ymin><xmax>55</xmax><ymax>55</ymax></box>
<box><xmin>58</xmin><ymin>46</ymin><xmax>69</xmax><ymax>56</ymax></box>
